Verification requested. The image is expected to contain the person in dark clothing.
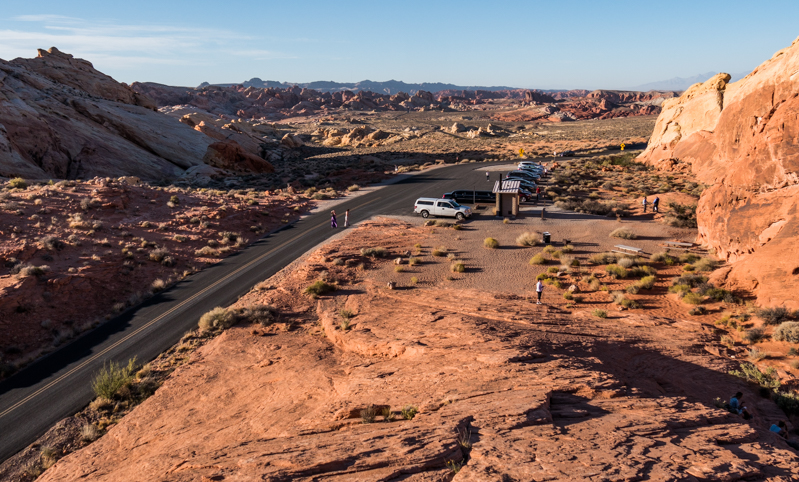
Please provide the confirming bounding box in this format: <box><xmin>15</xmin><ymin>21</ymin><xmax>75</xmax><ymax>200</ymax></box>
<box><xmin>331</xmin><ymin>210</ymin><xmax>337</xmax><ymax>228</ymax></box>
<box><xmin>653</xmin><ymin>196</ymin><xmax>660</xmax><ymax>213</ymax></box>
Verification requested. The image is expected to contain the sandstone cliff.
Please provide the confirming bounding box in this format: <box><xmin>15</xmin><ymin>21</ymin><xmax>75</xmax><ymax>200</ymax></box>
<box><xmin>638</xmin><ymin>37</ymin><xmax>799</xmax><ymax>308</ymax></box>
<box><xmin>0</xmin><ymin>48</ymin><xmax>273</xmax><ymax>181</ymax></box>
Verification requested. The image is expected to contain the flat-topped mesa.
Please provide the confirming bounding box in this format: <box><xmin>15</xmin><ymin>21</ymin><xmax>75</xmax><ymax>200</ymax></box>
<box><xmin>637</xmin><ymin>36</ymin><xmax>799</xmax><ymax>309</ymax></box>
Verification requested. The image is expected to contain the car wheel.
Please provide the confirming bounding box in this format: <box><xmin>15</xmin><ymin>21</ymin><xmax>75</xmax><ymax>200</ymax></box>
<box><xmin>421</xmin><ymin>210</ymin><xmax>429</xmax><ymax>218</ymax></box>
<box><xmin>455</xmin><ymin>213</ymin><xmax>464</xmax><ymax>221</ymax></box>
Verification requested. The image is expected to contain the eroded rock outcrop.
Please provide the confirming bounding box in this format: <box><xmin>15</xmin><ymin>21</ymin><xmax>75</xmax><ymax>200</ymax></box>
<box><xmin>638</xmin><ymin>37</ymin><xmax>799</xmax><ymax>308</ymax></box>
<box><xmin>0</xmin><ymin>48</ymin><xmax>273</xmax><ymax>181</ymax></box>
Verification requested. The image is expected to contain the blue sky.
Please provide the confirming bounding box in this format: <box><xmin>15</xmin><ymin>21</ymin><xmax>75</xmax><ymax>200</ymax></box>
<box><xmin>0</xmin><ymin>0</ymin><xmax>797</xmax><ymax>89</ymax></box>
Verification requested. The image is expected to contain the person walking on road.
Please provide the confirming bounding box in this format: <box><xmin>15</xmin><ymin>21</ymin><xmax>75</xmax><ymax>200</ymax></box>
<box><xmin>536</xmin><ymin>186</ymin><xmax>540</xmax><ymax>202</ymax></box>
<box><xmin>536</xmin><ymin>279</ymin><xmax>544</xmax><ymax>304</ymax></box>
<box><xmin>331</xmin><ymin>210</ymin><xmax>337</xmax><ymax>228</ymax></box>
<box><xmin>486</xmin><ymin>171</ymin><xmax>490</xmax><ymax>182</ymax></box>
<box><xmin>642</xmin><ymin>197</ymin><xmax>648</xmax><ymax>213</ymax></box>
<box><xmin>344</xmin><ymin>209</ymin><xmax>350</xmax><ymax>228</ymax></box>
<box><xmin>653</xmin><ymin>196</ymin><xmax>660</xmax><ymax>213</ymax></box>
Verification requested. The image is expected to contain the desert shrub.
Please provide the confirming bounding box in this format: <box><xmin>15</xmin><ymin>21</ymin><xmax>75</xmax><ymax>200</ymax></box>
<box><xmin>401</xmin><ymin>405</ymin><xmax>418</xmax><ymax>420</ymax></box>
<box><xmin>80</xmin><ymin>424</ymin><xmax>99</xmax><ymax>443</ymax></box>
<box><xmin>410</xmin><ymin>276</ymin><xmax>418</xmax><ymax>284</ymax></box>
<box><xmin>664</xmin><ymin>202</ymin><xmax>697</xmax><ymax>228</ymax></box>
<box><xmin>452</xmin><ymin>224</ymin><xmax>463</xmax><ymax>230</ymax></box>
<box><xmin>516</xmin><ymin>231</ymin><xmax>539</xmax><ymax>247</ymax></box>
<box><xmin>609</xmin><ymin>227</ymin><xmax>636</xmax><ymax>239</ymax></box>
<box><xmin>361</xmin><ymin>406</ymin><xmax>377</xmax><ymax>424</ymax></box>
<box><xmin>584</xmin><ymin>276</ymin><xmax>601</xmax><ymax>291</ymax></box>
<box><xmin>720</xmin><ymin>335</ymin><xmax>735</xmax><ymax>349</ymax></box>
<box><xmin>431</xmin><ymin>247</ymin><xmax>447</xmax><ymax>257</ymax></box>
<box><xmin>542</xmin><ymin>245</ymin><xmax>556</xmax><ymax>254</ymax></box>
<box><xmin>626</xmin><ymin>284</ymin><xmax>641</xmax><ymax>294</ymax></box>
<box><xmin>744</xmin><ymin>327</ymin><xmax>767</xmax><ymax>344</ymax></box>
<box><xmin>220</xmin><ymin>231</ymin><xmax>241</xmax><ymax>245</ymax></box>
<box><xmin>629</xmin><ymin>265</ymin><xmax>656</xmax><ymax>277</ymax></box>
<box><xmin>705</xmin><ymin>287</ymin><xmax>733</xmax><ymax>302</ymax></box>
<box><xmin>434</xmin><ymin>220</ymin><xmax>452</xmax><ymax>227</ymax></box>
<box><xmin>550</xmin><ymin>250</ymin><xmax>563</xmax><ymax>259</ymax></box>
<box><xmin>150</xmin><ymin>278</ymin><xmax>166</xmax><ymax>293</ymax></box>
<box><xmin>450</xmin><ymin>260</ymin><xmax>466</xmax><ymax>273</ymax></box>
<box><xmin>592</xmin><ymin>309</ymin><xmax>608</xmax><ymax>318</ymax></box>
<box><xmin>149</xmin><ymin>248</ymin><xmax>169</xmax><ymax>263</ymax></box>
<box><xmin>757</xmin><ymin>307</ymin><xmax>790</xmax><ymax>326</ymax></box>
<box><xmin>483</xmin><ymin>237</ymin><xmax>499</xmax><ymax>249</ymax></box>
<box><xmin>605</xmin><ymin>264</ymin><xmax>627</xmax><ymax>279</ymax></box>
<box><xmin>394</xmin><ymin>265</ymin><xmax>405</xmax><ymax>272</ymax></box>
<box><xmin>589</xmin><ymin>252</ymin><xmax>617</xmax><ymax>265</ymax></box>
<box><xmin>678</xmin><ymin>252</ymin><xmax>700</xmax><ymax>264</ymax></box>
<box><xmin>238</xmin><ymin>305</ymin><xmax>279</xmax><ymax>326</ymax></box>
<box><xmin>305</xmin><ymin>280</ymin><xmax>336</xmax><ymax>296</ymax></box>
<box><xmin>773</xmin><ymin>390</ymin><xmax>799</xmax><ymax>417</ymax></box>
<box><xmin>563</xmin><ymin>291</ymin><xmax>574</xmax><ymax>300</ymax></box>
<box><xmin>682</xmin><ymin>292</ymin><xmax>703</xmax><ymax>305</ymax></box>
<box><xmin>729</xmin><ymin>362</ymin><xmax>780</xmax><ymax>389</ymax></box>
<box><xmin>91</xmin><ymin>358</ymin><xmax>137</xmax><ymax>399</ymax></box>
<box><xmin>543</xmin><ymin>278</ymin><xmax>563</xmax><ymax>289</ymax></box>
<box><xmin>650</xmin><ymin>251</ymin><xmax>677</xmax><ymax>265</ymax></box>
<box><xmin>8</xmin><ymin>177</ymin><xmax>27</xmax><ymax>189</ymax></box>
<box><xmin>17</xmin><ymin>264</ymin><xmax>49</xmax><ymax>278</ymax></box>
<box><xmin>612</xmin><ymin>291</ymin><xmax>638</xmax><ymax>309</ymax></box>
<box><xmin>408</xmin><ymin>257</ymin><xmax>420</xmax><ymax>266</ymax></box>
<box><xmin>40</xmin><ymin>235</ymin><xmax>64</xmax><ymax>251</ymax></box>
<box><xmin>529</xmin><ymin>254</ymin><xmax>547</xmax><ymax>265</ymax></box>
<box><xmin>347</xmin><ymin>184</ymin><xmax>360</xmax><ymax>192</ymax></box>
<box><xmin>773</xmin><ymin>322</ymin><xmax>799</xmax><ymax>343</ymax></box>
<box><xmin>673</xmin><ymin>273</ymin><xmax>708</xmax><ymax>288</ymax></box>
<box><xmin>361</xmin><ymin>247</ymin><xmax>387</xmax><ymax>258</ymax></box>
<box><xmin>562</xmin><ymin>244</ymin><xmax>574</xmax><ymax>253</ymax></box>
<box><xmin>617</xmin><ymin>257</ymin><xmax>635</xmax><ymax>269</ymax></box>
<box><xmin>637</xmin><ymin>275</ymin><xmax>656</xmax><ymax>290</ymax></box>
<box><xmin>198</xmin><ymin>307</ymin><xmax>236</xmax><ymax>331</ymax></box>
<box><xmin>693</xmin><ymin>257</ymin><xmax>719</xmax><ymax>272</ymax></box>
<box><xmin>339</xmin><ymin>309</ymin><xmax>354</xmax><ymax>320</ymax></box>
<box><xmin>195</xmin><ymin>246</ymin><xmax>219</xmax><ymax>257</ymax></box>
<box><xmin>682</xmin><ymin>264</ymin><xmax>696</xmax><ymax>272</ymax></box>
<box><xmin>689</xmin><ymin>306</ymin><xmax>707</xmax><ymax>316</ymax></box>
<box><xmin>536</xmin><ymin>273</ymin><xmax>549</xmax><ymax>281</ymax></box>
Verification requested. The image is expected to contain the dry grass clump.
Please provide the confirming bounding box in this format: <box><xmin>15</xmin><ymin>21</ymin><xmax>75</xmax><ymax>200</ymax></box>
<box><xmin>17</xmin><ymin>264</ymin><xmax>50</xmax><ymax>278</ymax></box>
<box><xmin>681</xmin><ymin>292</ymin><xmax>704</xmax><ymax>305</ymax></box>
<box><xmin>609</xmin><ymin>227</ymin><xmax>637</xmax><ymax>239</ymax></box>
<box><xmin>361</xmin><ymin>247</ymin><xmax>387</xmax><ymax>258</ymax></box>
<box><xmin>150</xmin><ymin>278</ymin><xmax>167</xmax><ymax>293</ymax></box>
<box><xmin>450</xmin><ymin>260</ymin><xmax>466</xmax><ymax>273</ymax></box>
<box><xmin>590</xmin><ymin>252</ymin><xmax>617</xmax><ymax>265</ymax></box>
<box><xmin>515</xmin><ymin>231</ymin><xmax>539</xmax><ymax>247</ymax></box>
<box><xmin>80</xmin><ymin>424</ymin><xmax>100</xmax><ymax>443</ymax></box>
<box><xmin>8</xmin><ymin>177</ymin><xmax>27</xmax><ymax>189</ymax></box>
<box><xmin>347</xmin><ymin>184</ymin><xmax>360</xmax><ymax>192</ymax></box>
<box><xmin>483</xmin><ymin>237</ymin><xmax>499</xmax><ymax>249</ymax></box>
<box><xmin>757</xmin><ymin>307</ymin><xmax>790</xmax><ymax>326</ymax></box>
<box><xmin>432</xmin><ymin>247</ymin><xmax>447</xmax><ymax>257</ymax></box>
<box><xmin>744</xmin><ymin>327</ymin><xmax>767</xmax><ymax>344</ymax></box>
<box><xmin>195</xmin><ymin>246</ymin><xmax>219</xmax><ymax>257</ymax></box>
<box><xmin>592</xmin><ymin>309</ymin><xmax>608</xmax><ymax>318</ymax></box>
<box><xmin>604</xmin><ymin>264</ymin><xmax>627</xmax><ymax>279</ymax></box>
<box><xmin>149</xmin><ymin>248</ymin><xmax>169</xmax><ymax>263</ymax></box>
<box><xmin>39</xmin><ymin>235</ymin><xmax>64</xmax><ymax>251</ymax></box>
<box><xmin>198</xmin><ymin>307</ymin><xmax>236</xmax><ymax>331</ymax></box>
<box><xmin>408</xmin><ymin>257</ymin><xmax>420</xmax><ymax>266</ymax></box>
<box><xmin>401</xmin><ymin>405</ymin><xmax>418</xmax><ymax>420</ymax></box>
<box><xmin>773</xmin><ymin>322</ymin><xmax>799</xmax><ymax>343</ymax></box>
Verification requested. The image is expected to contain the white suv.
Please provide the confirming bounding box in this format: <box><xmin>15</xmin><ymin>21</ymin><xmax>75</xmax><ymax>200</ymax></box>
<box><xmin>414</xmin><ymin>198</ymin><xmax>472</xmax><ymax>220</ymax></box>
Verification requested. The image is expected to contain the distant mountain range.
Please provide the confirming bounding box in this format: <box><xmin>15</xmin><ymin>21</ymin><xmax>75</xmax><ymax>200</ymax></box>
<box><xmin>631</xmin><ymin>71</ymin><xmax>751</xmax><ymax>92</ymax></box>
<box><xmin>199</xmin><ymin>78</ymin><xmax>571</xmax><ymax>95</ymax></box>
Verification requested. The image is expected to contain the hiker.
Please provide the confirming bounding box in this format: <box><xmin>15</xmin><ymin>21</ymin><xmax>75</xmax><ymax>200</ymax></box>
<box><xmin>330</xmin><ymin>210</ymin><xmax>337</xmax><ymax>228</ymax></box>
<box><xmin>653</xmin><ymin>196</ymin><xmax>660</xmax><ymax>213</ymax></box>
<box><xmin>486</xmin><ymin>171</ymin><xmax>490</xmax><ymax>181</ymax></box>
<box><xmin>344</xmin><ymin>209</ymin><xmax>349</xmax><ymax>228</ymax></box>
<box><xmin>642</xmin><ymin>197</ymin><xmax>648</xmax><ymax>213</ymax></box>
<box><xmin>536</xmin><ymin>186</ymin><xmax>540</xmax><ymax>201</ymax></box>
<box><xmin>536</xmin><ymin>279</ymin><xmax>544</xmax><ymax>304</ymax></box>
<box><xmin>729</xmin><ymin>392</ymin><xmax>746</xmax><ymax>414</ymax></box>
<box><xmin>770</xmin><ymin>421</ymin><xmax>789</xmax><ymax>439</ymax></box>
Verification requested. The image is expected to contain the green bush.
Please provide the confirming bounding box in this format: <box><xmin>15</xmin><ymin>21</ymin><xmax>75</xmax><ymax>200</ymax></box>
<box><xmin>305</xmin><ymin>280</ymin><xmax>336</xmax><ymax>296</ymax></box>
<box><xmin>8</xmin><ymin>177</ymin><xmax>27</xmax><ymax>189</ymax></box>
<box><xmin>563</xmin><ymin>291</ymin><xmax>574</xmax><ymax>300</ymax></box>
<box><xmin>592</xmin><ymin>309</ymin><xmax>608</xmax><ymax>318</ymax></box>
<box><xmin>605</xmin><ymin>264</ymin><xmax>627</xmax><ymax>279</ymax></box>
<box><xmin>682</xmin><ymin>292</ymin><xmax>703</xmax><ymax>305</ymax></box>
<box><xmin>672</xmin><ymin>273</ymin><xmax>708</xmax><ymax>288</ymax></box>
<box><xmin>529</xmin><ymin>254</ymin><xmax>547</xmax><ymax>265</ymax></box>
<box><xmin>562</xmin><ymin>244</ymin><xmax>574</xmax><ymax>253</ymax></box>
<box><xmin>590</xmin><ymin>252</ymin><xmax>617</xmax><ymax>265</ymax></box>
<box><xmin>536</xmin><ymin>273</ymin><xmax>548</xmax><ymax>281</ymax></box>
<box><xmin>678</xmin><ymin>253</ymin><xmax>700</xmax><ymax>264</ymax></box>
<box><xmin>650</xmin><ymin>252</ymin><xmax>676</xmax><ymax>265</ymax></box>
<box><xmin>450</xmin><ymin>260</ymin><xmax>466</xmax><ymax>273</ymax></box>
<box><xmin>637</xmin><ymin>275</ymin><xmax>656</xmax><ymax>290</ymax></box>
<box><xmin>693</xmin><ymin>257</ymin><xmax>719</xmax><ymax>272</ymax></box>
<box><xmin>729</xmin><ymin>362</ymin><xmax>780</xmax><ymax>389</ymax></box>
<box><xmin>773</xmin><ymin>390</ymin><xmax>799</xmax><ymax>417</ymax></box>
<box><xmin>361</xmin><ymin>247</ymin><xmax>387</xmax><ymax>258</ymax></box>
<box><xmin>664</xmin><ymin>202</ymin><xmax>697</xmax><ymax>228</ymax></box>
<box><xmin>483</xmin><ymin>237</ymin><xmax>499</xmax><ymax>249</ymax></box>
<box><xmin>744</xmin><ymin>327</ymin><xmax>767</xmax><ymax>344</ymax></box>
<box><xmin>401</xmin><ymin>405</ymin><xmax>418</xmax><ymax>420</ymax></box>
<box><xmin>92</xmin><ymin>358</ymin><xmax>137</xmax><ymax>399</ymax></box>
<box><xmin>773</xmin><ymin>322</ymin><xmax>799</xmax><ymax>343</ymax></box>
<box><xmin>669</xmin><ymin>284</ymin><xmax>691</xmax><ymax>295</ymax></box>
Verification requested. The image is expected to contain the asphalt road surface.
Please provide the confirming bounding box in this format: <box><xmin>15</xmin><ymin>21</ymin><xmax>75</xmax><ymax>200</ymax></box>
<box><xmin>0</xmin><ymin>159</ymin><xmax>544</xmax><ymax>463</ymax></box>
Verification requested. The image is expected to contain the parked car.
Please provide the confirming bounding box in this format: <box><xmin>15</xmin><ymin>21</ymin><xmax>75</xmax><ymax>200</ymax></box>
<box><xmin>519</xmin><ymin>188</ymin><xmax>533</xmax><ymax>202</ymax></box>
<box><xmin>557</xmin><ymin>150</ymin><xmax>575</xmax><ymax>157</ymax></box>
<box><xmin>518</xmin><ymin>163</ymin><xmax>544</xmax><ymax>173</ymax></box>
<box><xmin>504</xmin><ymin>177</ymin><xmax>537</xmax><ymax>191</ymax></box>
<box><xmin>414</xmin><ymin>197</ymin><xmax>472</xmax><ymax>220</ymax></box>
<box><xmin>518</xmin><ymin>161</ymin><xmax>543</xmax><ymax>170</ymax></box>
<box><xmin>443</xmin><ymin>190</ymin><xmax>495</xmax><ymax>204</ymax></box>
<box><xmin>506</xmin><ymin>170</ymin><xmax>539</xmax><ymax>181</ymax></box>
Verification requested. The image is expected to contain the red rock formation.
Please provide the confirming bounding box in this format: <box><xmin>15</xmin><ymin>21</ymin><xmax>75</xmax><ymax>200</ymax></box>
<box><xmin>0</xmin><ymin>48</ymin><xmax>273</xmax><ymax>181</ymax></box>
<box><xmin>638</xmin><ymin>37</ymin><xmax>799</xmax><ymax>308</ymax></box>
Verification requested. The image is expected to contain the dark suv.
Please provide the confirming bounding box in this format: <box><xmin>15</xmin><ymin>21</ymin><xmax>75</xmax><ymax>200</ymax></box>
<box><xmin>443</xmin><ymin>190</ymin><xmax>495</xmax><ymax>204</ymax></box>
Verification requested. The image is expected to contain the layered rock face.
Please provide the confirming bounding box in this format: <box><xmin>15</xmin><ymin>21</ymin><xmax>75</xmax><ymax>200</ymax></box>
<box><xmin>0</xmin><ymin>48</ymin><xmax>273</xmax><ymax>181</ymax></box>
<box><xmin>638</xmin><ymin>37</ymin><xmax>799</xmax><ymax>308</ymax></box>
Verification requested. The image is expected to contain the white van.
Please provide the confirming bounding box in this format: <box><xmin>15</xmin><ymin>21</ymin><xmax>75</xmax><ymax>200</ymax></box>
<box><xmin>414</xmin><ymin>198</ymin><xmax>472</xmax><ymax>220</ymax></box>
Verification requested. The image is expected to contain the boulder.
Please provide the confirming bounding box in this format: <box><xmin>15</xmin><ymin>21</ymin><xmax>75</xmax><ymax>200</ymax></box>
<box><xmin>280</xmin><ymin>133</ymin><xmax>303</xmax><ymax>148</ymax></box>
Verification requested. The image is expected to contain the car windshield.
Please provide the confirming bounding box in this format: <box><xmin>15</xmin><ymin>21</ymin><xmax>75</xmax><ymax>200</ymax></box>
<box><xmin>449</xmin><ymin>200</ymin><xmax>461</xmax><ymax>207</ymax></box>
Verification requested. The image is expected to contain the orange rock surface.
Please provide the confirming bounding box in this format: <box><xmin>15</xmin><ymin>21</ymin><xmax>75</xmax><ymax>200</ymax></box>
<box><xmin>638</xmin><ymin>37</ymin><xmax>799</xmax><ymax>309</ymax></box>
<box><xmin>38</xmin><ymin>220</ymin><xmax>799</xmax><ymax>481</ymax></box>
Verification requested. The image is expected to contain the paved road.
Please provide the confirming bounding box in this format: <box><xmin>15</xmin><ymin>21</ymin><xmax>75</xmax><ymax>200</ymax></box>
<box><xmin>0</xmin><ymin>159</ymin><xmax>531</xmax><ymax>463</ymax></box>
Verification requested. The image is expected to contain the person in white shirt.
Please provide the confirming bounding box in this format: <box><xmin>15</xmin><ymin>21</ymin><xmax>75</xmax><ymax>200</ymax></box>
<box><xmin>536</xmin><ymin>280</ymin><xmax>544</xmax><ymax>304</ymax></box>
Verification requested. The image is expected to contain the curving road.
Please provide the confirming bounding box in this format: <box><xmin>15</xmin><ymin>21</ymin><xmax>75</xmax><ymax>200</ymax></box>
<box><xmin>0</xmin><ymin>159</ymin><xmax>532</xmax><ymax>463</ymax></box>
